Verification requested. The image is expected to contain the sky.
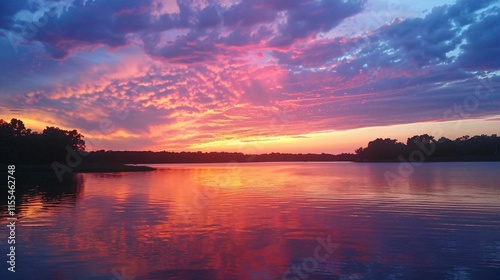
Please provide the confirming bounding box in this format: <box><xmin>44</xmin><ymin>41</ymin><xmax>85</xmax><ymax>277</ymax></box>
<box><xmin>0</xmin><ymin>0</ymin><xmax>499</xmax><ymax>154</ymax></box>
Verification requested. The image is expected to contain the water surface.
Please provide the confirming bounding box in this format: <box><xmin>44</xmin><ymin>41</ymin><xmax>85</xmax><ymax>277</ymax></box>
<box><xmin>1</xmin><ymin>162</ymin><xmax>500</xmax><ymax>279</ymax></box>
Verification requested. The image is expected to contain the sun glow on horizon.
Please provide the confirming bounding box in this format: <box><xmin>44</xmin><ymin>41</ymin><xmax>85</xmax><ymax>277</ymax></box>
<box><xmin>181</xmin><ymin>117</ymin><xmax>500</xmax><ymax>155</ymax></box>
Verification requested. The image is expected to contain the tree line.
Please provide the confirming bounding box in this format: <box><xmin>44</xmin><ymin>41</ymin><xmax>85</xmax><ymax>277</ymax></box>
<box><xmin>355</xmin><ymin>134</ymin><xmax>500</xmax><ymax>161</ymax></box>
<box><xmin>1</xmin><ymin>118</ymin><xmax>499</xmax><ymax>164</ymax></box>
<box><xmin>0</xmin><ymin>118</ymin><xmax>85</xmax><ymax>164</ymax></box>
<box><xmin>85</xmin><ymin>150</ymin><xmax>357</xmax><ymax>164</ymax></box>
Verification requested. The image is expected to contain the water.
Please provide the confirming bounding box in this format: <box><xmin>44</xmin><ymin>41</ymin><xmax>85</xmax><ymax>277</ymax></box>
<box><xmin>1</xmin><ymin>162</ymin><xmax>500</xmax><ymax>280</ymax></box>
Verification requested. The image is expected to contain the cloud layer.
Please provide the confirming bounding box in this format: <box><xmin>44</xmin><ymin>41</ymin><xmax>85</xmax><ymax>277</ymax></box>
<box><xmin>0</xmin><ymin>0</ymin><xmax>499</xmax><ymax>151</ymax></box>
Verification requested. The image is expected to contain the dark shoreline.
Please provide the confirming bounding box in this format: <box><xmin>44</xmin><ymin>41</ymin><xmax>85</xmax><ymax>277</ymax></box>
<box><xmin>2</xmin><ymin>163</ymin><xmax>156</xmax><ymax>173</ymax></box>
<box><xmin>353</xmin><ymin>155</ymin><xmax>500</xmax><ymax>163</ymax></box>
<box><xmin>3</xmin><ymin>156</ymin><xmax>499</xmax><ymax>174</ymax></box>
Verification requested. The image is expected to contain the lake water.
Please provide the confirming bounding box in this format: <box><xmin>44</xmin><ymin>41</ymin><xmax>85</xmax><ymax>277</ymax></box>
<box><xmin>1</xmin><ymin>162</ymin><xmax>500</xmax><ymax>280</ymax></box>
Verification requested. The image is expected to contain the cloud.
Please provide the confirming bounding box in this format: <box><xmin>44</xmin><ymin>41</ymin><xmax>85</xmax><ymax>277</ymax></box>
<box><xmin>197</xmin><ymin>5</ymin><xmax>221</xmax><ymax>28</ymax></box>
<box><xmin>2</xmin><ymin>0</ymin><xmax>365</xmax><ymax>62</ymax></box>
<box><xmin>0</xmin><ymin>0</ymin><xmax>27</xmax><ymax>29</ymax></box>
<box><xmin>458</xmin><ymin>10</ymin><xmax>500</xmax><ymax>69</ymax></box>
<box><xmin>29</xmin><ymin>0</ymin><xmax>149</xmax><ymax>58</ymax></box>
<box><xmin>144</xmin><ymin>0</ymin><xmax>366</xmax><ymax>63</ymax></box>
<box><xmin>269</xmin><ymin>0</ymin><xmax>366</xmax><ymax>47</ymax></box>
<box><xmin>0</xmin><ymin>0</ymin><xmax>499</xmax><ymax>151</ymax></box>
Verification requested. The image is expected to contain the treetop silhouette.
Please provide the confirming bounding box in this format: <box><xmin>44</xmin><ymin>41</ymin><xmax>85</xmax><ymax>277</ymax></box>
<box><xmin>1</xmin><ymin>118</ymin><xmax>85</xmax><ymax>164</ymax></box>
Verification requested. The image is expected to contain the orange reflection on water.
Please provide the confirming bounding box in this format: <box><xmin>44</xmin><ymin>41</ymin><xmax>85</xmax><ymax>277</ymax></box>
<box><xmin>5</xmin><ymin>162</ymin><xmax>500</xmax><ymax>279</ymax></box>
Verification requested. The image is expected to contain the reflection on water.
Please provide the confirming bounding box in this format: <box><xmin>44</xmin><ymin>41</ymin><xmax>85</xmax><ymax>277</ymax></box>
<box><xmin>1</xmin><ymin>162</ymin><xmax>500</xmax><ymax>280</ymax></box>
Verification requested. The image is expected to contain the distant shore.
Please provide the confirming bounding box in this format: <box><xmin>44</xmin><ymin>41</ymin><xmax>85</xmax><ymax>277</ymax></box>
<box><xmin>4</xmin><ymin>155</ymin><xmax>500</xmax><ymax>174</ymax></box>
<box><xmin>353</xmin><ymin>155</ymin><xmax>500</xmax><ymax>163</ymax></box>
<box><xmin>4</xmin><ymin>163</ymin><xmax>156</xmax><ymax>173</ymax></box>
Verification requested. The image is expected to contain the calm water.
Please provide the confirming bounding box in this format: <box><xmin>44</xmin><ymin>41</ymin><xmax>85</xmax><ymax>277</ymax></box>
<box><xmin>1</xmin><ymin>162</ymin><xmax>500</xmax><ymax>280</ymax></box>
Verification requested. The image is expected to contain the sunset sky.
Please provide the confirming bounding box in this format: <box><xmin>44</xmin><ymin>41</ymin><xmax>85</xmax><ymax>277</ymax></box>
<box><xmin>0</xmin><ymin>0</ymin><xmax>499</xmax><ymax>154</ymax></box>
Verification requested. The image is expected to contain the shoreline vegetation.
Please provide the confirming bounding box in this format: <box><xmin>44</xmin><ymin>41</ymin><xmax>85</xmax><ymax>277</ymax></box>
<box><xmin>1</xmin><ymin>118</ymin><xmax>499</xmax><ymax>175</ymax></box>
<box><xmin>3</xmin><ymin>163</ymin><xmax>156</xmax><ymax>173</ymax></box>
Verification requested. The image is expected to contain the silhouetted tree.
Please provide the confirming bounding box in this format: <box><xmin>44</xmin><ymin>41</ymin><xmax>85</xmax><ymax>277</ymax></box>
<box><xmin>2</xmin><ymin>118</ymin><xmax>499</xmax><ymax>165</ymax></box>
<box><xmin>406</xmin><ymin>134</ymin><xmax>435</xmax><ymax>150</ymax></box>
<box><xmin>355</xmin><ymin>138</ymin><xmax>406</xmax><ymax>161</ymax></box>
<box><xmin>434</xmin><ymin>137</ymin><xmax>456</xmax><ymax>157</ymax></box>
<box><xmin>0</xmin><ymin>119</ymin><xmax>85</xmax><ymax>164</ymax></box>
<box><xmin>357</xmin><ymin>134</ymin><xmax>500</xmax><ymax>161</ymax></box>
